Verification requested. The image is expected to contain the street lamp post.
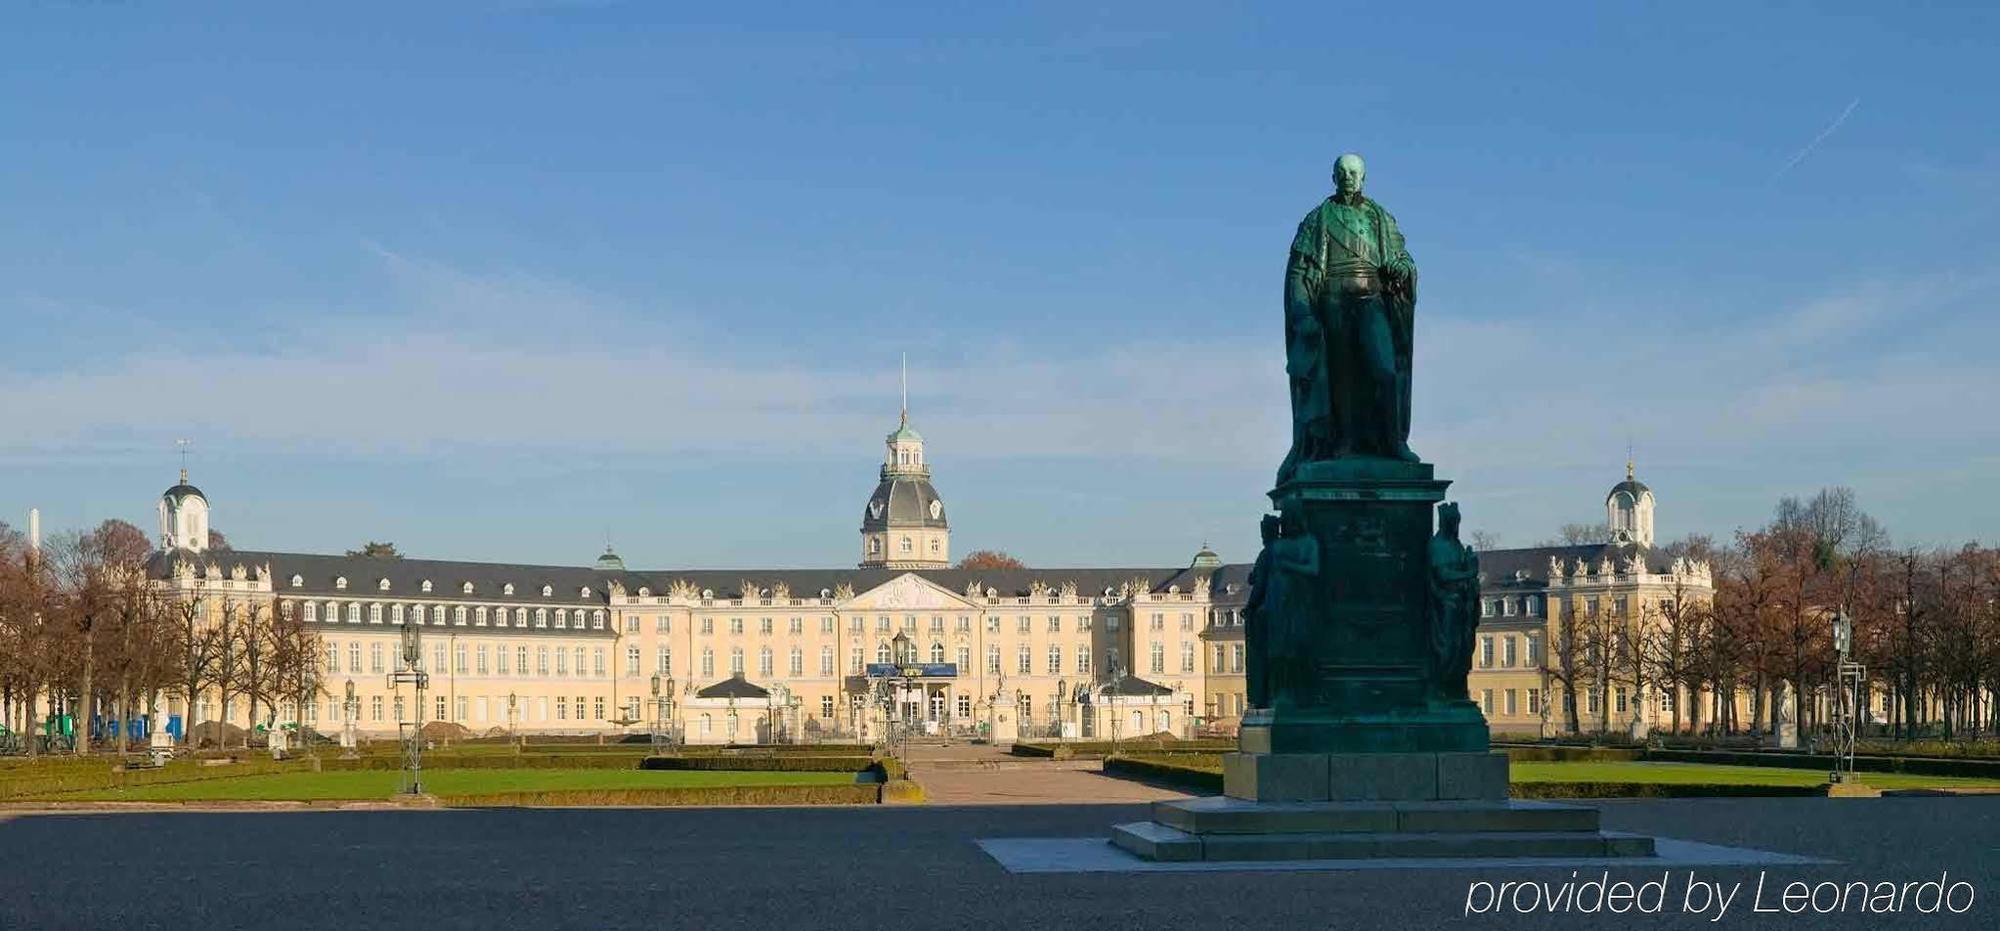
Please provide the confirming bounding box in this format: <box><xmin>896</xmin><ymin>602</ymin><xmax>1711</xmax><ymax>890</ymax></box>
<box><xmin>507</xmin><ymin>692</ymin><xmax>518</xmax><ymax>748</ymax></box>
<box><xmin>1108</xmin><ymin>664</ymin><xmax>1129</xmax><ymax>757</ymax></box>
<box><xmin>386</xmin><ymin>619</ymin><xmax>429</xmax><ymax>795</ymax></box>
<box><xmin>1830</xmin><ymin>610</ymin><xmax>1864</xmax><ymax>784</ymax></box>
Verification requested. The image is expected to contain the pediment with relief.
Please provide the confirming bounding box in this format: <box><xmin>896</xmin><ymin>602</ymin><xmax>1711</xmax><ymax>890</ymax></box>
<box><xmin>844</xmin><ymin>573</ymin><xmax>977</xmax><ymax>611</ymax></box>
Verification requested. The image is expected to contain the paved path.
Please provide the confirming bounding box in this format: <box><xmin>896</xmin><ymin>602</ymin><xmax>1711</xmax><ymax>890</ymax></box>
<box><xmin>902</xmin><ymin>742</ymin><xmax>1191</xmax><ymax>805</ymax></box>
<box><xmin>0</xmin><ymin>798</ymin><xmax>1995</xmax><ymax>929</ymax></box>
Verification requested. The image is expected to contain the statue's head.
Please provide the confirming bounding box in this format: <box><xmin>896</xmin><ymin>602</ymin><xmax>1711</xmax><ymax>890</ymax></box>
<box><xmin>1438</xmin><ymin>501</ymin><xmax>1462</xmax><ymax>536</ymax></box>
<box><xmin>1333</xmin><ymin>153</ymin><xmax>1366</xmax><ymax>196</ymax></box>
<box><xmin>1259</xmin><ymin>513</ymin><xmax>1280</xmax><ymax>544</ymax></box>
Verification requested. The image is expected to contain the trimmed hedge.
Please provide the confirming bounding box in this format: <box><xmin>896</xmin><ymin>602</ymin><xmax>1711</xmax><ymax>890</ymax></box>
<box><xmin>1641</xmin><ymin>748</ymin><xmax>2000</xmax><ymax>780</ymax></box>
<box><xmin>639</xmin><ymin>755</ymin><xmax>874</xmax><ymax>773</ymax></box>
<box><xmin>1104</xmin><ymin>755</ymin><xmax>1224</xmax><ymax>794</ymax></box>
<box><xmin>879</xmin><ymin>780</ymin><xmax>926</xmax><ymax>804</ymax></box>
<box><xmin>440</xmin><ymin>784</ymin><xmax>881</xmax><ymax>807</ymax></box>
<box><xmin>1012</xmin><ymin>739</ymin><xmax>1233</xmax><ymax>759</ymax></box>
<box><xmin>1502</xmin><ymin>746</ymin><xmax>1644</xmax><ymax>763</ymax></box>
<box><xmin>1</xmin><ymin>757</ymin><xmax>311</xmax><ymax>799</ymax></box>
<box><xmin>322</xmin><ymin>753</ymin><xmax>645</xmax><ymax>772</ymax></box>
<box><xmin>1512</xmin><ymin>781</ymin><xmax>1826</xmax><ymax>800</ymax></box>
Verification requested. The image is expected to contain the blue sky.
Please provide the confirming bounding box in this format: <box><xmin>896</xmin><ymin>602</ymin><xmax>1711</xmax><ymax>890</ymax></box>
<box><xmin>2</xmin><ymin>2</ymin><xmax>1995</xmax><ymax>567</ymax></box>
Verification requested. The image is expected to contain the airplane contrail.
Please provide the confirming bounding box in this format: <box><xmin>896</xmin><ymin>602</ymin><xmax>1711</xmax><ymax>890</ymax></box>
<box><xmin>1774</xmin><ymin>96</ymin><xmax>1860</xmax><ymax>179</ymax></box>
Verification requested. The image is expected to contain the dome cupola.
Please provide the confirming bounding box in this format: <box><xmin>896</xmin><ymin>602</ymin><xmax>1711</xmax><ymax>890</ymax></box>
<box><xmin>1606</xmin><ymin>459</ymin><xmax>1656</xmax><ymax>547</ymax></box>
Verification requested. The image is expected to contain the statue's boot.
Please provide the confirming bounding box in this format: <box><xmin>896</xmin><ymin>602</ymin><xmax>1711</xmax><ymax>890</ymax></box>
<box><xmin>1390</xmin><ymin>441</ymin><xmax>1420</xmax><ymax>463</ymax></box>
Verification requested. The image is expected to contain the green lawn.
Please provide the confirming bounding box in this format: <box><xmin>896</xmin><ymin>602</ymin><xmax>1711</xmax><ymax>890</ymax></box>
<box><xmin>48</xmin><ymin>768</ymin><xmax>857</xmax><ymax>802</ymax></box>
<box><xmin>1510</xmin><ymin>761</ymin><xmax>2000</xmax><ymax>790</ymax></box>
<box><xmin>1118</xmin><ymin>753</ymin><xmax>2000</xmax><ymax>792</ymax></box>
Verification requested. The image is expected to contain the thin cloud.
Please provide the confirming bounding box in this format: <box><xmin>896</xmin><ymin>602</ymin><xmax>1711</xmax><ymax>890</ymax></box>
<box><xmin>1773</xmin><ymin>96</ymin><xmax>1860</xmax><ymax>180</ymax></box>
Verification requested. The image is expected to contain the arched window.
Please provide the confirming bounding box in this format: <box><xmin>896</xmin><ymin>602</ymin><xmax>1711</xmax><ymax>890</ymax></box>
<box><xmin>930</xmin><ymin>642</ymin><xmax>946</xmax><ymax>664</ymax></box>
<box><xmin>876</xmin><ymin>642</ymin><xmax>892</xmax><ymax>664</ymax></box>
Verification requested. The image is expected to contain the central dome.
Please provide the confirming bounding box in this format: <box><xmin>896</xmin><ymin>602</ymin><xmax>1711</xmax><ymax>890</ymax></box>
<box><xmin>862</xmin><ymin>476</ymin><xmax>948</xmax><ymax>531</ymax></box>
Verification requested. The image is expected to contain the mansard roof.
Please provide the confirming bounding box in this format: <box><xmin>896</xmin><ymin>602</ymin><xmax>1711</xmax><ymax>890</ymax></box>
<box><xmin>149</xmin><ymin>548</ymin><xmax>1245</xmax><ymax>604</ymax></box>
<box><xmin>1477</xmin><ymin>542</ymin><xmax>1676</xmax><ymax>586</ymax></box>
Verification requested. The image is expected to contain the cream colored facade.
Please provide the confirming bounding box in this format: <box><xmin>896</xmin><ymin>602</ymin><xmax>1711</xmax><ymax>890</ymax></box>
<box><xmin>135</xmin><ymin>424</ymin><xmax>1709</xmax><ymax>746</ymax></box>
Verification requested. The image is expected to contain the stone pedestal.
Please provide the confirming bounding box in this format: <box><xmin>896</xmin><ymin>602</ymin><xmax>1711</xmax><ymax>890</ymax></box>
<box><xmin>1110</xmin><ymin>458</ymin><xmax>1658</xmax><ymax>863</ymax></box>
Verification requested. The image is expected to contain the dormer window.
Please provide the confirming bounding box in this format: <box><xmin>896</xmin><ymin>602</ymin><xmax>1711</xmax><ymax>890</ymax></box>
<box><xmin>463</xmin><ymin>582</ymin><xmax>474</xmax><ymax>594</ymax></box>
<box><xmin>335</xmin><ymin>576</ymin><xmax>348</xmax><ymax>590</ymax></box>
<box><xmin>701</xmin><ymin>589</ymin><xmax>713</xmax><ymax>599</ymax></box>
<box><xmin>503</xmin><ymin>583</ymin><xmax>515</xmax><ymax>596</ymax></box>
<box><xmin>421</xmin><ymin>580</ymin><xmax>433</xmax><ymax>593</ymax></box>
<box><xmin>541</xmin><ymin>584</ymin><xmax>553</xmax><ymax>597</ymax></box>
<box><xmin>378</xmin><ymin>578</ymin><xmax>391</xmax><ymax>592</ymax></box>
<box><xmin>637</xmin><ymin>587</ymin><xmax>651</xmax><ymax>597</ymax></box>
<box><xmin>290</xmin><ymin>574</ymin><xmax>303</xmax><ymax>588</ymax></box>
<box><xmin>581</xmin><ymin>586</ymin><xmax>592</xmax><ymax>598</ymax></box>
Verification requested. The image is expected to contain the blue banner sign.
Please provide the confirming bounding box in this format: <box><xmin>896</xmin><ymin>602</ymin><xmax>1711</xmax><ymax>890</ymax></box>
<box><xmin>864</xmin><ymin>663</ymin><xmax>958</xmax><ymax>678</ymax></box>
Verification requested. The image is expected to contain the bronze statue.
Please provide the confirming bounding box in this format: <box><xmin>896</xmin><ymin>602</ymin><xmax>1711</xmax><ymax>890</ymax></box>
<box><xmin>1426</xmin><ymin>502</ymin><xmax>1480</xmax><ymax>702</ymax></box>
<box><xmin>1278</xmin><ymin>153</ymin><xmax>1418</xmax><ymax>484</ymax></box>
<box><xmin>1243</xmin><ymin>507</ymin><xmax>1321</xmax><ymax>710</ymax></box>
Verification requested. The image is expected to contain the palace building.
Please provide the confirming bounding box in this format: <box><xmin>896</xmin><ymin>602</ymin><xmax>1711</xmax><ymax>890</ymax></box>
<box><xmin>141</xmin><ymin>408</ymin><xmax>1709</xmax><ymax>745</ymax></box>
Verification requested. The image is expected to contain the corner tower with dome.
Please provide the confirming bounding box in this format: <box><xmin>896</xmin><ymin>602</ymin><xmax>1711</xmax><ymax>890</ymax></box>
<box><xmin>859</xmin><ymin>405</ymin><xmax>949</xmax><ymax>569</ymax></box>
<box><xmin>158</xmin><ymin>468</ymin><xmax>210</xmax><ymax>554</ymax></box>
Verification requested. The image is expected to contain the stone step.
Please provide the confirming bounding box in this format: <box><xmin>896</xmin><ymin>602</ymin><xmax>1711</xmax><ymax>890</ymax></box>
<box><xmin>1110</xmin><ymin>822</ymin><xmax>1656</xmax><ymax>863</ymax></box>
<box><xmin>1151</xmin><ymin>797</ymin><xmax>1601</xmax><ymax>836</ymax></box>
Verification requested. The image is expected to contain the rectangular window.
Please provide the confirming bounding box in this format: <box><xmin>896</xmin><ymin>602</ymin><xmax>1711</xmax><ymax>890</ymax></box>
<box><xmin>1017</xmin><ymin>616</ymin><xmax>1031</xmax><ymax>634</ymax></box>
<box><xmin>956</xmin><ymin>695</ymin><xmax>971</xmax><ymax>718</ymax></box>
<box><xmin>1527</xmin><ymin>688</ymin><xmax>1540</xmax><ymax>715</ymax></box>
<box><xmin>497</xmin><ymin>646</ymin><xmax>511</xmax><ymax>676</ymax></box>
<box><xmin>1180</xmin><ymin>641</ymin><xmax>1195</xmax><ymax>673</ymax></box>
<box><xmin>657</xmin><ymin>647</ymin><xmax>672</xmax><ymax>675</ymax></box>
<box><xmin>594</xmin><ymin>648</ymin><xmax>606</xmax><ymax>677</ymax></box>
<box><xmin>555</xmin><ymin>610</ymin><xmax>567</xmax><ymax>630</ymax></box>
<box><xmin>1479</xmin><ymin>636</ymin><xmax>1494</xmax><ymax>669</ymax></box>
<box><xmin>657</xmin><ymin>616</ymin><xmax>671</xmax><ymax>634</ymax></box>
<box><xmin>1180</xmin><ymin>613</ymin><xmax>1193</xmax><ymax>631</ymax></box>
<box><xmin>537</xmin><ymin>648</ymin><xmax>550</xmax><ymax>676</ymax></box>
<box><xmin>1047</xmin><ymin>646</ymin><xmax>1061</xmax><ymax>675</ymax></box>
<box><xmin>435</xmin><ymin>696</ymin><xmax>447</xmax><ymax>720</ymax></box>
<box><xmin>1503</xmin><ymin>597</ymin><xmax>1517</xmax><ymax>617</ymax></box>
<box><xmin>985</xmin><ymin>617</ymin><xmax>1000</xmax><ymax>634</ymax></box>
<box><xmin>370</xmin><ymin>696</ymin><xmax>383</xmax><ymax>722</ymax></box>
<box><xmin>821</xmin><ymin>696</ymin><xmax>835</xmax><ymax>719</ymax></box>
<box><xmin>986</xmin><ymin>646</ymin><xmax>1000</xmax><ymax>674</ymax></box>
<box><xmin>477</xmin><ymin>645</ymin><xmax>490</xmax><ymax>675</ymax></box>
<box><xmin>555</xmin><ymin>650</ymin><xmax>568</xmax><ymax>676</ymax></box>
<box><xmin>849</xmin><ymin>648</ymin><xmax>863</xmax><ymax>674</ymax></box>
<box><xmin>1078</xmin><ymin>615</ymin><xmax>1092</xmax><ymax>632</ymax></box>
<box><xmin>1078</xmin><ymin>645</ymin><xmax>1092</xmax><ymax>674</ymax></box>
<box><xmin>758</xmin><ymin>617</ymin><xmax>772</xmax><ymax>635</ymax></box>
<box><xmin>455</xmin><ymin>696</ymin><xmax>467</xmax><ymax>721</ymax></box>
<box><xmin>730</xmin><ymin>618</ymin><xmax>744</xmax><ymax>635</ymax></box>
<box><xmin>1504</xmin><ymin>689</ymin><xmax>1518</xmax><ymax>716</ymax></box>
<box><xmin>516</xmin><ymin>646</ymin><xmax>528</xmax><ymax>675</ymax></box>
<box><xmin>455</xmin><ymin>644</ymin><xmax>468</xmax><ymax>674</ymax></box>
<box><xmin>348</xmin><ymin>643</ymin><xmax>361</xmax><ymax>674</ymax></box>
<box><xmin>700</xmin><ymin>618</ymin><xmax>713</xmax><ymax>635</ymax></box>
<box><xmin>1481</xmin><ymin>689</ymin><xmax>1494</xmax><ymax>715</ymax></box>
<box><xmin>1525</xmin><ymin>636</ymin><xmax>1541</xmax><ymax>667</ymax></box>
<box><xmin>1230</xmin><ymin>644</ymin><xmax>1244</xmax><ymax>673</ymax></box>
<box><xmin>1047</xmin><ymin>616</ymin><xmax>1061</xmax><ymax>633</ymax></box>
<box><xmin>1525</xmin><ymin>596</ymin><xmax>1539</xmax><ymax>616</ymax></box>
<box><xmin>1503</xmin><ymin>636</ymin><xmax>1518</xmax><ymax>668</ymax></box>
<box><xmin>626</xmin><ymin>647</ymin><xmax>640</xmax><ymax>677</ymax></box>
<box><xmin>1481</xmin><ymin>599</ymin><xmax>1496</xmax><ymax>618</ymax></box>
<box><xmin>1150</xmin><ymin>642</ymin><xmax>1165</xmax><ymax>674</ymax></box>
<box><xmin>788</xmin><ymin>649</ymin><xmax>803</xmax><ymax>676</ymax></box>
<box><xmin>1150</xmin><ymin>613</ymin><xmax>1163</xmax><ymax>631</ymax></box>
<box><xmin>369</xmin><ymin>642</ymin><xmax>384</xmax><ymax>674</ymax></box>
<box><xmin>594</xmin><ymin>697</ymin><xmax>605</xmax><ymax>720</ymax></box>
<box><xmin>1016</xmin><ymin>646</ymin><xmax>1031</xmax><ymax>674</ymax></box>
